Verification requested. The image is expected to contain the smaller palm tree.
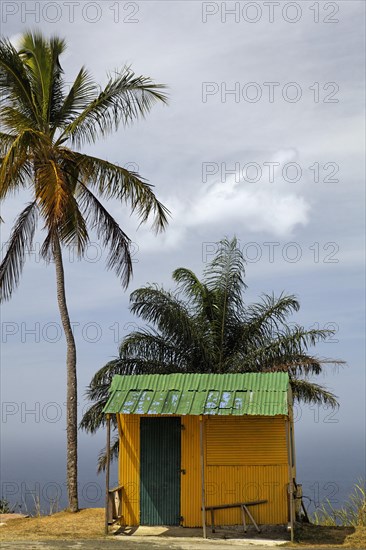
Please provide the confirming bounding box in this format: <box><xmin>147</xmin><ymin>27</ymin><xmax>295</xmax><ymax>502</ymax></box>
<box><xmin>81</xmin><ymin>237</ymin><xmax>344</xmax><ymax>471</ymax></box>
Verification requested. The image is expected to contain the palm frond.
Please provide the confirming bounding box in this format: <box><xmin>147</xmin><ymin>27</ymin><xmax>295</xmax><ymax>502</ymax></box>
<box><xmin>0</xmin><ymin>201</ymin><xmax>38</xmax><ymax>301</ymax></box>
<box><xmin>85</xmin><ymin>359</ymin><xmax>123</xmax><ymax>401</ymax></box>
<box><xmin>172</xmin><ymin>267</ymin><xmax>208</xmax><ymax>312</ymax></box>
<box><xmin>204</xmin><ymin>236</ymin><xmax>247</xmax><ymax>308</ymax></box>
<box><xmin>130</xmin><ymin>287</ymin><xmax>197</xmax><ymax>346</ymax></box>
<box><xmin>130</xmin><ymin>286</ymin><xmax>213</xmax><ymax>371</ymax></box>
<box><xmin>244</xmin><ymin>293</ymin><xmax>300</xmax><ymax>338</ymax></box>
<box><xmin>0</xmin><ymin>131</ymin><xmax>17</xmax><ymax>155</ymax></box>
<box><xmin>240</xmin><ymin>326</ymin><xmax>336</xmax><ymax>371</ymax></box>
<box><xmin>290</xmin><ymin>378</ymin><xmax>339</xmax><ymax>408</ymax></box>
<box><xmin>71</xmin><ymin>151</ymin><xmax>169</xmax><ymax>233</ymax></box>
<box><xmin>121</xmin><ymin>329</ymin><xmax>184</xmax><ymax>368</ymax></box>
<box><xmin>97</xmin><ymin>434</ymin><xmax>119</xmax><ymax>473</ymax></box>
<box><xmin>77</xmin><ymin>183</ymin><xmax>132</xmax><ymax>288</ymax></box>
<box><xmin>53</xmin><ymin>67</ymin><xmax>97</xmax><ymax>134</ymax></box>
<box><xmin>80</xmin><ymin>352</ymin><xmax>148</xmax><ymax>435</ymax></box>
<box><xmin>58</xmin><ymin>66</ymin><xmax>168</xmax><ymax>147</ymax></box>
<box><xmin>0</xmin><ymin>37</ymin><xmax>39</xmax><ymax>125</ymax></box>
<box><xmin>0</xmin><ymin>105</ymin><xmax>36</xmax><ymax>133</ymax></box>
<box><xmin>0</xmin><ymin>130</ymin><xmax>36</xmax><ymax>198</ymax></box>
<box><xmin>18</xmin><ymin>32</ymin><xmax>66</xmax><ymax>123</ymax></box>
<box><xmin>48</xmin><ymin>38</ymin><xmax>67</xmax><ymax>122</ymax></box>
<box><xmin>270</xmin><ymin>355</ymin><xmax>346</xmax><ymax>377</ymax></box>
<box><xmin>79</xmin><ymin>399</ymin><xmax>109</xmax><ymax>434</ymax></box>
<box><xmin>203</xmin><ymin>237</ymin><xmax>247</xmax><ymax>370</ymax></box>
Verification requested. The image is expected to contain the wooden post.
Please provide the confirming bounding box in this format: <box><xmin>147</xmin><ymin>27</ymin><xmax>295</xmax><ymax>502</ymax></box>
<box><xmin>288</xmin><ymin>386</ymin><xmax>297</xmax><ymax>471</ymax></box>
<box><xmin>199</xmin><ymin>416</ymin><xmax>207</xmax><ymax>539</ymax></box>
<box><xmin>105</xmin><ymin>413</ymin><xmax>111</xmax><ymax>535</ymax></box>
<box><xmin>286</xmin><ymin>418</ymin><xmax>294</xmax><ymax>542</ymax></box>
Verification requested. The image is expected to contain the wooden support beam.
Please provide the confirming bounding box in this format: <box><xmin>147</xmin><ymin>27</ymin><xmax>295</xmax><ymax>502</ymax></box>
<box><xmin>105</xmin><ymin>413</ymin><xmax>111</xmax><ymax>535</ymax></box>
<box><xmin>286</xmin><ymin>418</ymin><xmax>295</xmax><ymax>542</ymax></box>
<box><xmin>288</xmin><ymin>385</ymin><xmax>297</xmax><ymax>472</ymax></box>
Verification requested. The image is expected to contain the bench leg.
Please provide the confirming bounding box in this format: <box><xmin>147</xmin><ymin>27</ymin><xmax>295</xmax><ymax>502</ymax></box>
<box><xmin>240</xmin><ymin>505</ymin><xmax>247</xmax><ymax>533</ymax></box>
<box><xmin>243</xmin><ymin>505</ymin><xmax>261</xmax><ymax>533</ymax></box>
<box><xmin>211</xmin><ymin>509</ymin><xmax>215</xmax><ymax>533</ymax></box>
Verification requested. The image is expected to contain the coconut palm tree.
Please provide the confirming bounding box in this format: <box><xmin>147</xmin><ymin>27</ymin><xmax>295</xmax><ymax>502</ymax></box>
<box><xmin>81</xmin><ymin>237</ymin><xmax>344</xmax><ymax>471</ymax></box>
<box><xmin>0</xmin><ymin>32</ymin><xmax>169</xmax><ymax>511</ymax></box>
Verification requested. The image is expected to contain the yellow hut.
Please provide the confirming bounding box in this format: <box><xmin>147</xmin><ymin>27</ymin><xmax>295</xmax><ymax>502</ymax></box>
<box><xmin>103</xmin><ymin>372</ymin><xmax>296</xmax><ymax>537</ymax></box>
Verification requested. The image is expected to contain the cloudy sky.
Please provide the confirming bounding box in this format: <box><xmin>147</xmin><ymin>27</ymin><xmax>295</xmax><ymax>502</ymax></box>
<box><xmin>1</xmin><ymin>1</ymin><xmax>365</xmax><ymax>513</ymax></box>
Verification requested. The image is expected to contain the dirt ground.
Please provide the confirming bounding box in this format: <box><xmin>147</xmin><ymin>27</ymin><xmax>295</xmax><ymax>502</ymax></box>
<box><xmin>0</xmin><ymin>509</ymin><xmax>365</xmax><ymax>548</ymax></box>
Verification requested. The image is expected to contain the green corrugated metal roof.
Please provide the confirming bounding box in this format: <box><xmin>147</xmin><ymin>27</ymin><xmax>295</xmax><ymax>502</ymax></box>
<box><xmin>103</xmin><ymin>372</ymin><xmax>289</xmax><ymax>416</ymax></box>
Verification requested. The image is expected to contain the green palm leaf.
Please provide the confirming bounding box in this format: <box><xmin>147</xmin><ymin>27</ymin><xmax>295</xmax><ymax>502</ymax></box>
<box><xmin>77</xmin><ymin>183</ymin><xmax>132</xmax><ymax>287</ymax></box>
<box><xmin>58</xmin><ymin>66</ymin><xmax>168</xmax><ymax>147</ymax></box>
<box><xmin>0</xmin><ymin>201</ymin><xmax>38</xmax><ymax>301</ymax></box>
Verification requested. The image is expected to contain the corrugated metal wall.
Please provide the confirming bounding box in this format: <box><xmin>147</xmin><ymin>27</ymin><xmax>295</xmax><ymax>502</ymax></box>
<box><xmin>118</xmin><ymin>414</ymin><xmax>290</xmax><ymax>527</ymax></box>
<box><xmin>181</xmin><ymin>415</ymin><xmax>201</xmax><ymax>527</ymax></box>
<box><xmin>206</xmin><ymin>416</ymin><xmax>287</xmax><ymax>465</ymax></box>
<box><xmin>118</xmin><ymin>414</ymin><xmax>140</xmax><ymax>525</ymax></box>
<box><xmin>205</xmin><ymin>465</ymin><xmax>288</xmax><ymax>525</ymax></box>
<box><xmin>182</xmin><ymin>416</ymin><xmax>289</xmax><ymax>526</ymax></box>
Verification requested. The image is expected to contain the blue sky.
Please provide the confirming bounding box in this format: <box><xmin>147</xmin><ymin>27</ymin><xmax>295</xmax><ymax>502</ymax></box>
<box><xmin>1</xmin><ymin>1</ymin><xmax>365</xmax><ymax>513</ymax></box>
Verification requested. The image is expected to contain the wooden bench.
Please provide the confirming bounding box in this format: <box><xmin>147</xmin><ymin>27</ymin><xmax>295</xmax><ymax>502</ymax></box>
<box><xmin>107</xmin><ymin>484</ymin><xmax>123</xmax><ymax>524</ymax></box>
<box><xmin>204</xmin><ymin>499</ymin><xmax>267</xmax><ymax>533</ymax></box>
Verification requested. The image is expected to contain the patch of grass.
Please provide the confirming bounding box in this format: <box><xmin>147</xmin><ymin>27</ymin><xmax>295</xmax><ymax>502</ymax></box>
<box><xmin>287</xmin><ymin>482</ymin><xmax>366</xmax><ymax>548</ymax></box>
<box><xmin>342</xmin><ymin>526</ymin><xmax>366</xmax><ymax>548</ymax></box>
<box><xmin>289</xmin><ymin>523</ymin><xmax>360</xmax><ymax>547</ymax></box>
<box><xmin>312</xmin><ymin>481</ymin><xmax>366</xmax><ymax>528</ymax></box>
<box><xmin>0</xmin><ymin>508</ymin><xmax>106</xmax><ymax>541</ymax></box>
<box><xmin>0</xmin><ymin>499</ymin><xmax>10</xmax><ymax>514</ymax></box>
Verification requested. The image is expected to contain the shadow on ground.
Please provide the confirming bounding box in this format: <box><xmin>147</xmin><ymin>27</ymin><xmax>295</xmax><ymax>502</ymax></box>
<box><xmin>113</xmin><ymin>523</ymin><xmax>289</xmax><ymax>543</ymax></box>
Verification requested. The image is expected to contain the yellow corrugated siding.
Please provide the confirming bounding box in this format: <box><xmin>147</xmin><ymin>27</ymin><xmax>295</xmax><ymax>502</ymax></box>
<box><xmin>203</xmin><ymin>416</ymin><xmax>289</xmax><ymax>525</ymax></box>
<box><xmin>181</xmin><ymin>415</ymin><xmax>201</xmax><ymax>527</ymax></box>
<box><xmin>206</xmin><ymin>416</ymin><xmax>287</xmax><ymax>465</ymax></box>
<box><xmin>205</xmin><ymin>465</ymin><xmax>288</xmax><ymax>525</ymax></box>
<box><xmin>118</xmin><ymin>414</ymin><xmax>140</xmax><ymax>525</ymax></box>
<box><xmin>118</xmin><ymin>414</ymin><xmax>290</xmax><ymax>527</ymax></box>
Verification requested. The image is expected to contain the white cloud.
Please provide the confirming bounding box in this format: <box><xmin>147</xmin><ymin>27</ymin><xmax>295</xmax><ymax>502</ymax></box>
<box><xmin>188</xmin><ymin>179</ymin><xmax>308</xmax><ymax>232</ymax></box>
<box><xmin>137</xmin><ymin>149</ymin><xmax>310</xmax><ymax>252</ymax></box>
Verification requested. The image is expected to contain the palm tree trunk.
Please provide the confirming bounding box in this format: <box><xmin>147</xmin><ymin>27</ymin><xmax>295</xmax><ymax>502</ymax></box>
<box><xmin>53</xmin><ymin>237</ymin><xmax>78</xmax><ymax>512</ymax></box>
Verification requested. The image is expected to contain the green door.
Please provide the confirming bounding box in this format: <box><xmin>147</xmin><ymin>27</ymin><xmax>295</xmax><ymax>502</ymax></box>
<box><xmin>140</xmin><ymin>417</ymin><xmax>181</xmax><ymax>525</ymax></box>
